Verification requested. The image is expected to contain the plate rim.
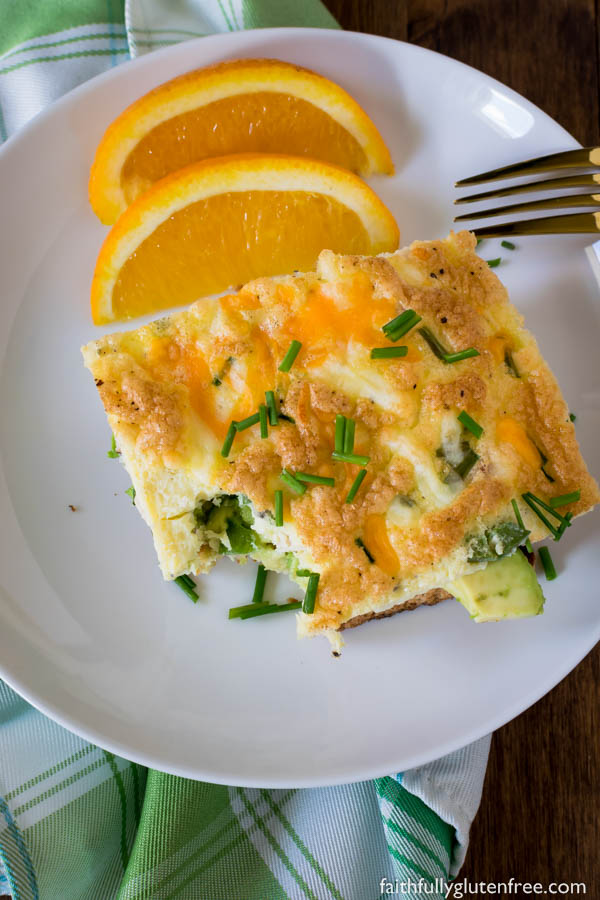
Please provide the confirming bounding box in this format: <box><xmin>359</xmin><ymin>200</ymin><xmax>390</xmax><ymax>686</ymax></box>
<box><xmin>0</xmin><ymin>27</ymin><xmax>597</xmax><ymax>787</ymax></box>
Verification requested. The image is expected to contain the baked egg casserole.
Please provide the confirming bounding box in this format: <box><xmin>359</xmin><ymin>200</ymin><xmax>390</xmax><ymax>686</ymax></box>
<box><xmin>82</xmin><ymin>231</ymin><xmax>599</xmax><ymax>646</ymax></box>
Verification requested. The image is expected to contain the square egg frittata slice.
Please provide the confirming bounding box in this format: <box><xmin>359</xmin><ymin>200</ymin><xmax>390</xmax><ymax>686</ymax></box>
<box><xmin>82</xmin><ymin>231</ymin><xmax>599</xmax><ymax>642</ymax></box>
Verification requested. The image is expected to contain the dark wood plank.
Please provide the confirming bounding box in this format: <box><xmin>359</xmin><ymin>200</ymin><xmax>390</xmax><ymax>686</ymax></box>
<box><xmin>323</xmin><ymin>0</ymin><xmax>407</xmax><ymax>42</ymax></box>
<box><xmin>321</xmin><ymin>0</ymin><xmax>600</xmax><ymax>890</ymax></box>
<box><xmin>462</xmin><ymin>646</ymin><xmax>600</xmax><ymax>893</ymax></box>
<box><xmin>326</xmin><ymin>0</ymin><xmax>599</xmax><ymax>144</ymax></box>
<box><xmin>407</xmin><ymin>0</ymin><xmax>599</xmax><ymax>145</ymax></box>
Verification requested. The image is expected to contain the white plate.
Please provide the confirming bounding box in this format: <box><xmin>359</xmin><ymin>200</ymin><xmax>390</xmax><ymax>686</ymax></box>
<box><xmin>1</xmin><ymin>29</ymin><xmax>599</xmax><ymax>788</ymax></box>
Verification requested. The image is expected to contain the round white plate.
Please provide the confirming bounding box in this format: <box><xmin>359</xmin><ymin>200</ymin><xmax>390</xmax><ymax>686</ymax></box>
<box><xmin>1</xmin><ymin>29</ymin><xmax>599</xmax><ymax>788</ymax></box>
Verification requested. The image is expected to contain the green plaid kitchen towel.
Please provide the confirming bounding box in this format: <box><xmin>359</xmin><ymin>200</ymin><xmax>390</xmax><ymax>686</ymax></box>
<box><xmin>0</xmin><ymin>2</ymin><xmax>491</xmax><ymax>898</ymax></box>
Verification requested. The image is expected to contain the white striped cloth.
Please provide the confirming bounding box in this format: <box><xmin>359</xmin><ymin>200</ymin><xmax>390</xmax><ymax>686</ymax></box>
<box><xmin>0</xmin><ymin>2</ymin><xmax>491</xmax><ymax>897</ymax></box>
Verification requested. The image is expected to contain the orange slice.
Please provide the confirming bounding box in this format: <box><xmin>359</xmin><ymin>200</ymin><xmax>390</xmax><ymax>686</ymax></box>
<box><xmin>90</xmin><ymin>153</ymin><xmax>399</xmax><ymax>324</ymax></box>
<box><xmin>89</xmin><ymin>58</ymin><xmax>394</xmax><ymax>224</ymax></box>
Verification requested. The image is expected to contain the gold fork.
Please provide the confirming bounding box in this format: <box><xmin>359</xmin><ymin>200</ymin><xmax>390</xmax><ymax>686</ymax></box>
<box><xmin>454</xmin><ymin>147</ymin><xmax>600</xmax><ymax>237</ymax></box>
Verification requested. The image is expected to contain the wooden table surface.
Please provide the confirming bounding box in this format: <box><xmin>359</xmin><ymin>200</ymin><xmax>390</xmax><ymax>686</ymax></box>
<box><xmin>321</xmin><ymin>0</ymin><xmax>600</xmax><ymax>891</ymax></box>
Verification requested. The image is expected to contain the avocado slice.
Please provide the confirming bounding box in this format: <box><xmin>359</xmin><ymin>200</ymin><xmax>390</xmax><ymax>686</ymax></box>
<box><xmin>449</xmin><ymin>550</ymin><xmax>545</xmax><ymax>623</ymax></box>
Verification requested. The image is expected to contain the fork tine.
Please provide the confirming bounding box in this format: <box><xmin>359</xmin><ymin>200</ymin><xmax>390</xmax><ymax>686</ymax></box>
<box><xmin>469</xmin><ymin>212</ymin><xmax>600</xmax><ymax>238</ymax></box>
<box><xmin>455</xmin><ymin>147</ymin><xmax>600</xmax><ymax>186</ymax></box>
<box><xmin>454</xmin><ymin>173</ymin><xmax>600</xmax><ymax>204</ymax></box>
<box><xmin>454</xmin><ymin>192</ymin><xmax>600</xmax><ymax>222</ymax></box>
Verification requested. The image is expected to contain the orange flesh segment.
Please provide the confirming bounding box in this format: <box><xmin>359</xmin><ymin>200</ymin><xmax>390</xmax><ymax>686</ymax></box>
<box><xmin>363</xmin><ymin>514</ymin><xmax>400</xmax><ymax>576</ymax></box>
<box><xmin>111</xmin><ymin>191</ymin><xmax>370</xmax><ymax>321</ymax></box>
<box><xmin>121</xmin><ymin>93</ymin><xmax>369</xmax><ymax>205</ymax></box>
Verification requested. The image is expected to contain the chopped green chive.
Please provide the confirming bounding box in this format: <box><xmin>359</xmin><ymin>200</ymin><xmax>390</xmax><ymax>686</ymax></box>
<box><xmin>389</xmin><ymin>317</ymin><xmax>422</xmax><ymax>342</ymax></box>
<box><xmin>549</xmin><ymin>490</ymin><xmax>580</xmax><ymax>508</ymax></box>
<box><xmin>252</xmin><ymin>563</ymin><xmax>268</xmax><ymax>604</ymax></box>
<box><xmin>125</xmin><ymin>485</ymin><xmax>136</xmax><ymax>504</ymax></box>
<box><xmin>343</xmin><ymin>418</ymin><xmax>355</xmax><ymax>454</ymax></box>
<box><xmin>355</xmin><ymin>536</ymin><xmax>375</xmax><ymax>563</ymax></box>
<box><xmin>221</xmin><ymin>421</ymin><xmax>237</xmax><ymax>457</ymax></box>
<box><xmin>476</xmin><ymin>238</ymin><xmax>484</xmax><ymax>247</ymax></box>
<box><xmin>418</xmin><ymin>326</ymin><xmax>448</xmax><ymax>360</ymax></box>
<box><xmin>265</xmin><ymin>390</ymin><xmax>278</xmax><ymax>425</ymax></box>
<box><xmin>511</xmin><ymin>499</ymin><xmax>533</xmax><ymax>554</ymax></box>
<box><xmin>454</xmin><ymin>449</ymin><xmax>480</xmax><ymax>479</ymax></box>
<box><xmin>487</xmin><ymin>258</ymin><xmax>502</xmax><ymax>268</ymax></box>
<box><xmin>228</xmin><ymin>602</ymin><xmax>264</xmax><ymax>619</ymax></box>
<box><xmin>521</xmin><ymin>492</ymin><xmax>570</xmax><ymax>540</ymax></box>
<box><xmin>334</xmin><ymin>413</ymin><xmax>366</xmax><ymax>455</ymax></box>
<box><xmin>241</xmin><ymin>601</ymin><xmax>301</xmax><ymax>619</ymax></box>
<box><xmin>259</xmin><ymin>404</ymin><xmax>268</xmax><ymax>439</ymax></box>
<box><xmin>554</xmin><ymin>512</ymin><xmax>573</xmax><ymax>541</ymax></box>
<box><xmin>332</xmin><ymin>451</ymin><xmax>370</xmax><ymax>466</ymax></box>
<box><xmin>274</xmin><ymin>490</ymin><xmax>283</xmax><ymax>526</ymax></box>
<box><xmin>278</xmin><ymin>340</ymin><xmax>302</xmax><ymax>372</ymax></box>
<box><xmin>538</xmin><ymin>546</ymin><xmax>557</xmax><ymax>580</ymax></box>
<box><xmin>107</xmin><ymin>433</ymin><xmax>119</xmax><ymax>458</ymax></box>
<box><xmin>533</xmin><ymin>444</ymin><xmax>555</xmax><ymax>483</ymax></box>
<box><xmin>296</xmin><ymin>569</ymin><xmax>312</xmax><ymax>577</ymax></box>
<box><xmin>569</xmin><ymin>412</ymin><xmax>577</xmax><ymax>422</ymax></box>
<box><xmin>418</xmin><ymin>326</ymin><xmax>480</xmax><ymax>364</ymax></box>
<box><xmin>345</xmin><ymin>468</ymin><xmax>367</xmax><ymax>503</ymax></box>
<box><xmin>383</xmin><ymin>308</ymin><xmax>417</xmax><ymax>335</ymax></box>
<box><xmin>281</xmin><ymin>469</ymin><xmax>306</xmax><ymax>495</ymax></box>
<box><xmin>371</xmin><ymin>346</ymin><xmax>409</xmax><ymax>359</ymax></box>
<box><xmin>335</xmin><ymin>414</ymin><xmax>346</xmax><ymax>454</ymax></box>
<box><xmin>501</xmin><ymin>240</ymin><xmax>516</xmax><ymax>250</ymax></box>
<box><xmin>229</xmin><ymin>601</ymin><xmax>301</xmax><ymax>620</ymax></box>
<box><xmin>295</xmin><ymin>472</ymin><xmax>335</xmax><ymax>486</ymax></box>
<box><xmin>525</xmin><ymin>492</ymin><xmax>571</xmax><ymax>523</ymax></box>
<box><xmin>303</xmin><ymin>573</ymin><xmax>320</xmax><ymax>614</ymax></box>
<box><xmin>178</xmin><ymin>574</ymin><xmax>196</xmax><ymax>590</ymax></box>
<box><xmin>458</xmin><ymin>410</ymin><xmax>483</xmax><ymax>439</ymax></box>
<box><xmin>212</xmin><ymin>357</ymin><xmax>234</xmax><ymax>387</ymax></box>
<box><xmin>174</xmin><ymin>575</ymin><xmax>198</xmax><ymax>603</ymax></box>
<box><xmin>236</xmin><ymin>412</ymin><xmax>260</xmax><ymax>432</ymax></box>
<box><xmin>521</xmin><ymin>495</ymin><xmax>559</xmax><ymax>538</ymax></box>
<box><xmin>385</xmin><ymin>310</ymin><xmax>422</xmax><ymax>341</ymax></box>
<box><xmin>505</xmin><ymin>350</ymin><xmax>520</xmax><ymax>378</ymax></box>
<box><xmin>444</xmin><ymin>348</ymin><xmax>480</xmax><ymax>364</ymax></box>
